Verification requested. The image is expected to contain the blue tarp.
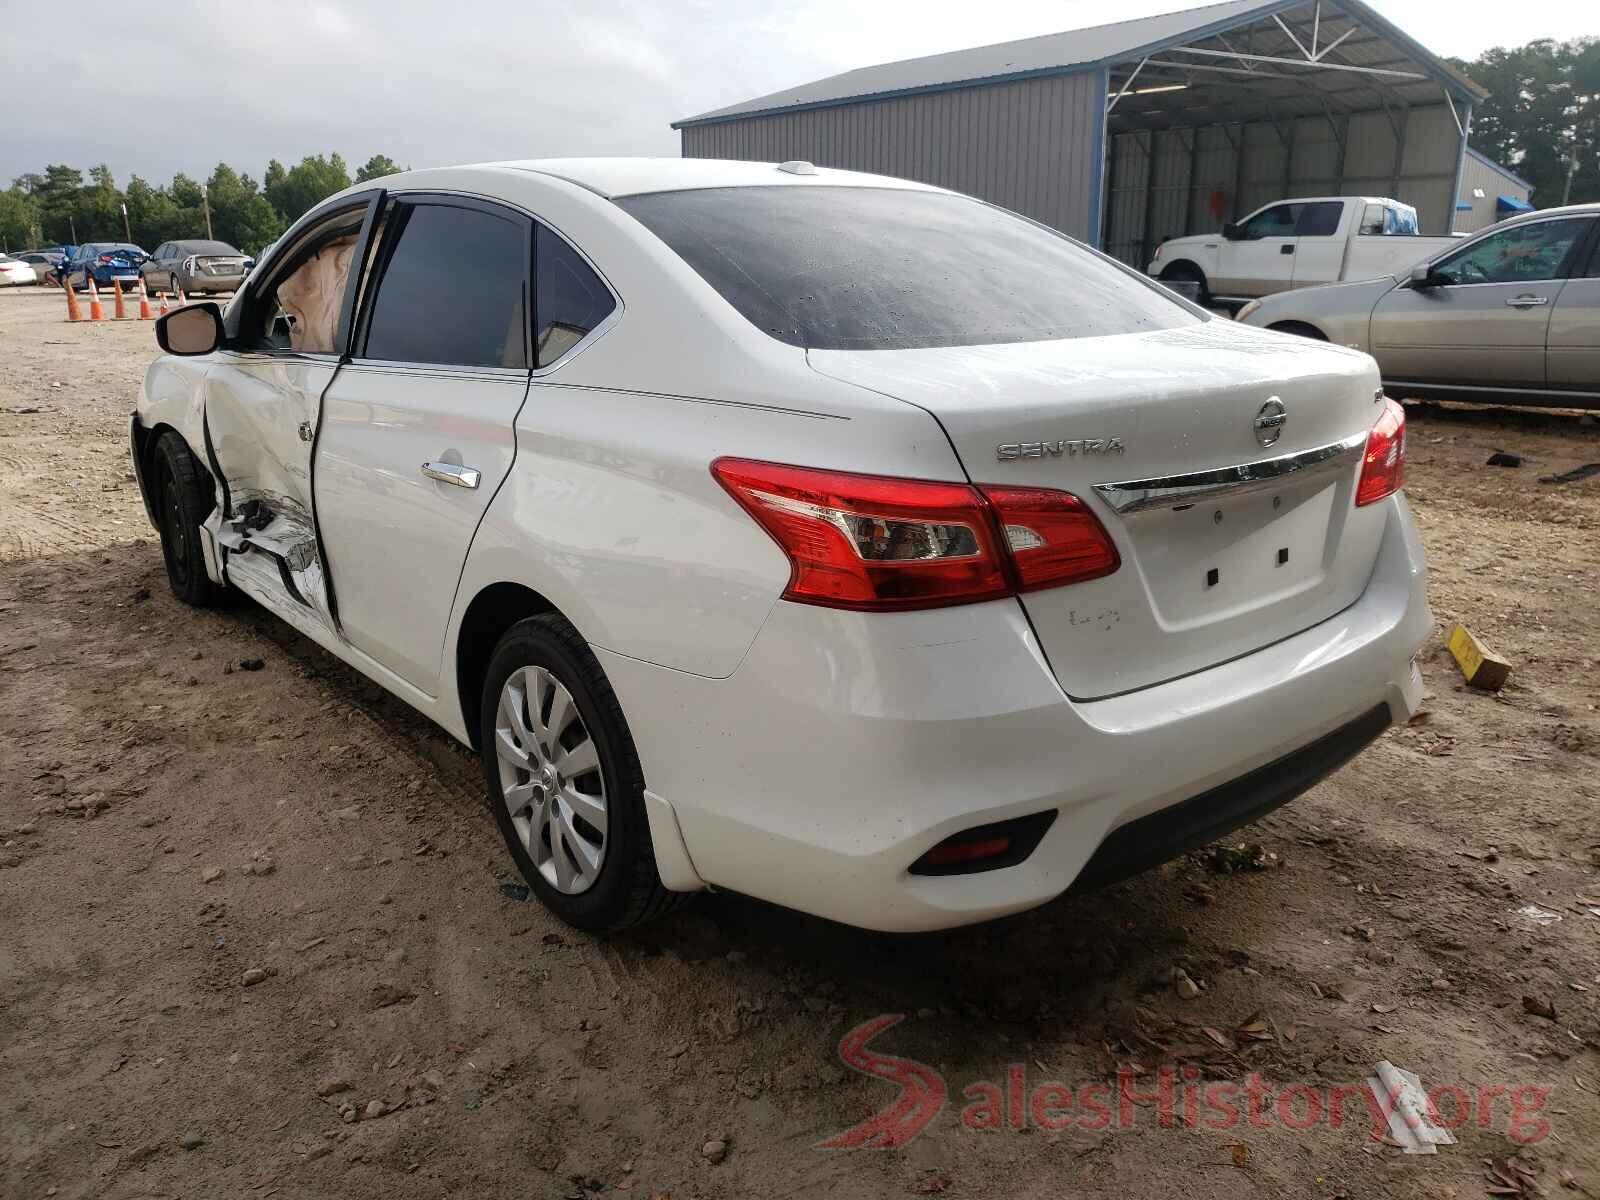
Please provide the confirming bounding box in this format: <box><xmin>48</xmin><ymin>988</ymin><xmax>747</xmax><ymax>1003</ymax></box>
<box><xmin>1496</xmin><ymin>195</ymin><xmax>1535</xmax><ymax>213</ymax></box>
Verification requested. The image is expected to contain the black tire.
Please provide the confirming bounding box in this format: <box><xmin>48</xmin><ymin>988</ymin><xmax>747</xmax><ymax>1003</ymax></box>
<box><xmin>152</xmin><ymin>431</ymin><xmax>225</xmax><ymax>608</ymax></box>
<box><xmin>169</xmin><ymin>274</ymin><xmax>180</xmax><ymax>297</ymax></box>
<box><xmin>1269</xmin><ymin>321</ymin><xmax>1329</xmax><ymax>342</ymax></box>
<box><xmin>1159</xmin><ymin>262</ymin><xmax>1211</xmax><ymax>308</ymax></box>
<box><xmin>479</xmin><ymin>613</ymin><xmax>683</xmax><ymax>932</ymax></box>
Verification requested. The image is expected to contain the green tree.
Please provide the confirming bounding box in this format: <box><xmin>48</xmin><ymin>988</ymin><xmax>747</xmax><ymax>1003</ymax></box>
<box><xmin>263</xmin><ymin>153</ymin><xmax>352</xmax><ymax>224</ymax></box>
<box><xmin>1455</xmin><ymin>37</ymin><xmax>1600</xmax><ymax>207</ymax></box>
<box><xmin>354</xmin><ymin>154</ymin><xmax>403</xmax><ymax>183</ymax></box>
<box><xmin>124</xmin><ymin>175</ymin><xmax>190</xmax><ymax>248</ymax></box>
<box><xmin>0</xmin><ymin>186</ymin><xmax>41</xmax><ymax>250</ymax></box>
<box><xmin>204</xmin><ymin>163</ymin><xmax>285</xmax><ymax>254</ymax></box>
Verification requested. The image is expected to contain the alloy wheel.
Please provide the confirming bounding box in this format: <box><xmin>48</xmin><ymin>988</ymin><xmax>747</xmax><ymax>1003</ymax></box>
<box><xmin>494</xmin><ymin>665</ymin><xmax>608</xmax><ymax>893</ymax></box>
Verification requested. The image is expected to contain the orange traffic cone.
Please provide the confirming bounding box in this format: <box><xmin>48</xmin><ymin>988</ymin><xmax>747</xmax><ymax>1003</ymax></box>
<box><xmin>65</xmin><ymin>277</ymin><xmax>83</xmax><ymax>322</ymax></box>
<box><xmin>87</xmin><ymin>275</ymin><xmax>105</xmax><ymax>322</ymax></box>
<box><xmin>175</xmin><ymin>283</ymin><xmax>187</xmax><ymax>307</ymax></box>
<box><xmin>137</xmin><ymin>276</ymin><xmax>154</xmax><ymax>320</ymax></box>
<box><xmin>113</xmin><ymin>278</ymin><xmax>128</xmax><ymax>320</ymax></box>
<box><xmin>158</xmin><ymin>291</ymin><xmax>170</xmax><ymax>317</ymax></box>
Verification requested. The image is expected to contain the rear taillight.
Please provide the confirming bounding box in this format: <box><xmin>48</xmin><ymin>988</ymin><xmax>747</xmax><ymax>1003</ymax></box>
<box><xmin>982</xmin><ymin>486</ymin><xmax>1120</xmax><ymax>591</ymax></box>
<box><xmin>711</xmin><ymin>458</ymin><xmax>1119</xmax><ymax>612</ymax></box>
<box><xmin>1356</xmin><ymin>398</ymin><xmax>1406</xmax><ymax>506</ymax></box>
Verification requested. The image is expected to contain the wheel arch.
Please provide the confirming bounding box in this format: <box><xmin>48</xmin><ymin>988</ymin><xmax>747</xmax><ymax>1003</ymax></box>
<box><xmin>1159</xmin><ymin>258</ymin><xmax>1207</xmax><ymax>284</ymax></box>
<box><xmin>454</xmin><ymin>581</ymin><xmax>561</xmax><ymax>751</ymax></box>
<box><xmin>1266</xmin><ymin>319</ymin><xmax>1330</xmax><ymax>342</ymax></box>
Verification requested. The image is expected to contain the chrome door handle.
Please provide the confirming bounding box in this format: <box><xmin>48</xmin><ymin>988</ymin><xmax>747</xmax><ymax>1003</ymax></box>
<box><xmin>421</xmin><ymin>461</ymin><xmax>480</xmax><ymax>489</ymax></box>
<box><xmin>1505</xmin><ymin>295</ymin><xmax>1549</xmax><ymax>308</ymax></box>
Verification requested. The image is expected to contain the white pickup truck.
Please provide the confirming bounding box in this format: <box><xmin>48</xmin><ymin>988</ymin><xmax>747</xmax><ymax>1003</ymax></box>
<box><xmin>1148</xmin><ymin>196</ymin><xmax>1458</xmax><ymax>306</ymax></box>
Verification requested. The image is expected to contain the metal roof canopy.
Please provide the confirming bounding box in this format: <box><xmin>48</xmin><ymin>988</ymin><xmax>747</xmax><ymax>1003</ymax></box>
<box><xmin>672</xmin><ymin>0</ymin><xmax>1484</xmax><ymax>132</ymax></box>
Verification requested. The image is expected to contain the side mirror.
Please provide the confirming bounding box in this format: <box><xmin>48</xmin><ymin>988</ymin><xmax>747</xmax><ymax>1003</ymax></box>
<box><xmin>1221</xmin><ymin>222</ymin><xmax>1243</xmax><ymax>240</ymax></box>
<box><xmin>1409</xmin><ymin>263</ymin><xmax>1440</xmax><ymax>288</ymax></box>
<box><xmin>156</xmin><ymin>300</ymin><xmax>224</xmax><ymax>355</ymax></box>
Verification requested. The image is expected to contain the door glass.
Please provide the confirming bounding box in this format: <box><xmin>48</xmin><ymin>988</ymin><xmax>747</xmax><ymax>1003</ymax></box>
<box><xmin>1431</xmin><ymin>219</ymin><xmax>1588</xmax><ymax>286</ymax></box>
<box><xmin>240</xmin><ymin>204</ymin><xmax>370</xmax><ymax>352</ymax></box>
<box><xmin>535</xmin><ymin>224</ymin><xmax>615</xmax><ymax>367</ymax></box>
<box><xmin>363</xmin><ymin>203</ymin><xmax>529</xmax><ymax>369</ymax></box>
<box><xmin>1585</xmin><ymin>236</ymin><xmax>1600</xmax><ymax>279</ymax></box>
<box><xmin>1239</xmin><ymin>203</ymin><xmax>1302</xmax><ymax>239</ymax></box>
<box><xmin>1294</xmin><ymin>202</ymin><xmax>1342</xmax><ymax>237</ymax></box>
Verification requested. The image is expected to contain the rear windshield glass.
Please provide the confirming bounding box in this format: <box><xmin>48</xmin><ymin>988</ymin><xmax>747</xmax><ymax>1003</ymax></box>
<box><xmin>616</xmin><ymin>187</ymin><xmax>1197</xmax><ymax>350</ymax></box>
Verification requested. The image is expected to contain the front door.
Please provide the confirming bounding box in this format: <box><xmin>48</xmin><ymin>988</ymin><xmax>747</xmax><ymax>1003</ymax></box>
<box><xmin>1288</xmin><ymin>200</ymin><xmax>1347</xmax><ymax>288</ymax></box>
<box><xmin>314</xmin><ymin>196</ymin><xmax>534</xmax><ymax>695</ymax></box>
<box><xmin>203</xmin><ymin>192</ymin><xmax>384</xmax><ymax>634</ymax></box>
<box><xmin>1218</xmin><ymin>201</ymin><xmax>1301</xmax><ymax>296</ymax></box>
<box><xmin>1370</xmin><ymin>215</ymin><xmax>1593</xmax><ymax>389</ymax></box>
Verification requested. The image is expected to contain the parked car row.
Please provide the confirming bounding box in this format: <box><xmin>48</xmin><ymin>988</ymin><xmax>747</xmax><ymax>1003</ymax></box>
<box><xmin>0</xmin><ymin>241</ymin><xmax>254</xmax><ymax>293</ymax></box>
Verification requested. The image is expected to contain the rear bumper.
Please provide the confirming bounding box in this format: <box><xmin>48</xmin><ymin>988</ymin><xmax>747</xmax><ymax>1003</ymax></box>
<box><xmin>183</xmin><ymin>272</ymin><xmax>246</xmax><ymax>294</ymax></box>
<box><xmin>600</xmin><ymin>493</ymin><xmax>1431</xmax><ymax>932</ymax></box>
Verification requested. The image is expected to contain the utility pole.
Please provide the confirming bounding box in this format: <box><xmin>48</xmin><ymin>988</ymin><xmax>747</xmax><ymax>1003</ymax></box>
<box><xmin>1561</xmin><ymin>155</ymin><xmax>1579</xmax><ymax>207</ymax></box>
<box><xmin>120</xmin><ymin>201</ymin><xmax>132</xmax><ymax>243</ymax></box>
<box><xmin>69</xmin><ymin>215</ymin><xmax>78</xmax><ymax>244</ymax></box>
<box><xmin>201</xmin><ymin>184</ymin><xmax>214</xmax><ymax>239</ymax></box>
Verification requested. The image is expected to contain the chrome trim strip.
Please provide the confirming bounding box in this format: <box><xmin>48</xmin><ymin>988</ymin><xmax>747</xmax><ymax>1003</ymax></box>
<box><xmin>1093</xmin><ymin>432</ymin><xmax>1366</xmax><ymax>515</ymax></box>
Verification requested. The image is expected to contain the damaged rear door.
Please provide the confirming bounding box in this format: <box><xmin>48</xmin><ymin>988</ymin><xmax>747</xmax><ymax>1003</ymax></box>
<box><xmin>203</xmin><ymin>190</ymin><xmax>385</xmax><ymax>634</ymax></box>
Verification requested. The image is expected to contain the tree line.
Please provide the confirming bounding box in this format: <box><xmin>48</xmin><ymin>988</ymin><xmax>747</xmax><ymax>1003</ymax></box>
<box><xmin>1450</xmin><ymin>37</ymin><xmax>1600</xmax><ymax>207</ymax></box>
<box><xmin>0</xmin><ymin>153</ymin><xmax>404</xmax><ymax>256</ymax></box>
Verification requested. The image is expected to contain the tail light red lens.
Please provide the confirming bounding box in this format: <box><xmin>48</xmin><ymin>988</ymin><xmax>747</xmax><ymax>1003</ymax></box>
<box><xmin>981</xmin><ymin>486</ymin><xmax>1120</xmax><ymax>591</ymax></box>
<box><xmin>1356</xmin><ymin>398</ymin><xmax>1406</xmax><ymax>507</ymax></box>
<box><xmin>710</xmin><ymin>458</ymin><xmax>1010</xmax><ymax>610</ymax></box>
<box><xmin>711</xmin><ymin>458</ymin><xmax>1120</xmax><ymax>611</ymax></box>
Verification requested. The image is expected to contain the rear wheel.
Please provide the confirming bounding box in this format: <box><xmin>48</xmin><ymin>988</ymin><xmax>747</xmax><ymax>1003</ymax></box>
<box><xmin>152</xmin><ymin>432</ymin><xmax>224</xmax><ymax>608</ymax></box>
<box><xmin>1159</xmin><ymin>262</ymin><xmax>1211</xmax><ymax>308</ymax></box>
<box><xmin>480</xmin><ymin>613</ymin><xmax>682</xmax><ymax>932</ymax></box>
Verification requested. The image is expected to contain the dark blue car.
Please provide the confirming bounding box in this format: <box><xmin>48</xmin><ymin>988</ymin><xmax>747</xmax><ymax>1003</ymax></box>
<box><xmin>65</xmin><ymin>243</ymin><xmax>148</xmax><ymax>292</ymax></box>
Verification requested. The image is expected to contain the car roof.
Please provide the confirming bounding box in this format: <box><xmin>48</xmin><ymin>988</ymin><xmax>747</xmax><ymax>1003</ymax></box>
<box><xmin>483</xmin><ymin>157</ymin><xmax>949</xmax><ymax>200</ymax></box>
<box><xmin>173</xmin><ymin>239</ymin><xmax>240</xmax><ymax>253</ymax></box>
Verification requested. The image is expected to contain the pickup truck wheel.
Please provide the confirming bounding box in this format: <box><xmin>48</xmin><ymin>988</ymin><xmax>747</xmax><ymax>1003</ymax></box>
<box><xmin>1268</xmin><ymin>321</ymin><xmax>1328</xmax><ymax>342</ymax></box>
<box><xmin>1158</xmin><ymin>263</ymin><xmax>1210</xmax><ymax>308</ymax></box>
<box><xmin>480</xmin><ymin>613</ymin><xmax>684</xmax><ymax>932</ymax></box>
<box><xmin>152</xmin><ymin>431</ymin><xmax>225</xmax><ymax>608</ymax></box>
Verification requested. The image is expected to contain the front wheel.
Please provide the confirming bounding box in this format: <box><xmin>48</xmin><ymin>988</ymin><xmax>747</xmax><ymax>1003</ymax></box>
<box><xmin>480</xmin><ymin>613</ymin><xmax>682</xmax><ymax>932</ymax></box>
<box><xmin>152</xmin><ymin>432</ymin><xmax>225</xmax><ymax>608</ymax></box>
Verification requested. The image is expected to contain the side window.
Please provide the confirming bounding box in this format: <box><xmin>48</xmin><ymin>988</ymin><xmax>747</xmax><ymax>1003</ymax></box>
<box><xmin>1432</xmin><ymin>219</ymin><xmax>1588</xmax><ymax>286</ymax></box>
<box><xmin>153</xmin><ymin>243</ymin><xmax>168</xmax><ymax>260</ymax></box>
<box><xmin>535</xmin><ymin>224</ymin><xmax>615</xmax><ymax>368</ymax></box>
<box><xmin>361</xmin><ymin>202</ymin><xmax>529</xmax><ymax>369</ymax></box>
<box><xmin>1584</xmin><ymin>232</ymin><xmax>1600</xmax><ymax>279</ymax></box>
<box><xmin>241</xmin><ymin>204</ymin><xmax>370</xmax><ymax>353</ymax></box>
<box><xmin>1239</xmin><ymin>203</ymin><xmax>1302</xmax><ymax>239</ymax></box>
<box><xmin>1295</xmin><ymin>202</ymin><xmax>1343</xmax><ymax>238</ymax></box>
<box><xmin>1358</xmin><ymin>204</ymin><xmax>1385</xmax><ymax>236</ymax></box>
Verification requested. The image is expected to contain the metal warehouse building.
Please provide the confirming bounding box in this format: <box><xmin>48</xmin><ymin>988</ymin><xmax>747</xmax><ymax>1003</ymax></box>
<box><xmin>673</xmin><ymin>0</ymin><xmax>1489</xmax><ymax>269</ymax></box>
<box><xmin>1454</xmin><ymin>147</ymin><xmax>1534</xmax><ymax>233</ymax></box>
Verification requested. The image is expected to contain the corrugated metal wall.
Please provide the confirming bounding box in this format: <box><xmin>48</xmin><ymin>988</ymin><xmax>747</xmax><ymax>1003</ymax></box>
<box><xmin>1456</xmin><ymin>153</ymin><xmax>1532</xmax><ymax>234</ymax></box>
<box><xmin>1105</xmin><ymin>105</ymin><xmax>1463</xmax><ymax>268</ymax></box>
<box><xmin>679</xmin><ymin>71</ymin><xmax>1105</xmax><ymax>242</ymax></box>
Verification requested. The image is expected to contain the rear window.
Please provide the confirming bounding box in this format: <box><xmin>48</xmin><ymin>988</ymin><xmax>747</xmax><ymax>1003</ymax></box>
<box><xmin>616</xmin><ymin>187</ymin><xmax>1197</xmax><ymax>351</ymax></box>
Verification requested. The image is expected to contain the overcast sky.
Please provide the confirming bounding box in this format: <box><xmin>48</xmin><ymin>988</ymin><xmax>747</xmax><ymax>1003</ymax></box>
<box><xmin>1</xmin><ymin>0</ymin><xmax>1592</xmax><ymax>188</ymax></box>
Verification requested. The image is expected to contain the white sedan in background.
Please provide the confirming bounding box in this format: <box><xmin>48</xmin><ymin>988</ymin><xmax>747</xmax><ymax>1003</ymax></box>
<box><xmin>133</xmin><ymin>159</ymin><xmax>1429</xmax><ymax>933</ymax></box>
<box><xmin>0</xmin><ymin>254</ymin><xmax>39</xmax><ymax>286</ymax></box>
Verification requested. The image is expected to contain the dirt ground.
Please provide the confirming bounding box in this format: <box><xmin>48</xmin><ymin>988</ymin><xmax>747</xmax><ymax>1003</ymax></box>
<box><xmin>2</xmin><ymin>283</ymin><xmax>1597</xmax><ymax>1200</ymax></box>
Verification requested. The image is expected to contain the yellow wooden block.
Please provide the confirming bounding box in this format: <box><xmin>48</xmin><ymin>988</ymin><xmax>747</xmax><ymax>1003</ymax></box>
<box><xmin>1448</xmin><ymin>622</ymin><xmax>1511</xmax><ymax>691</ymax></box>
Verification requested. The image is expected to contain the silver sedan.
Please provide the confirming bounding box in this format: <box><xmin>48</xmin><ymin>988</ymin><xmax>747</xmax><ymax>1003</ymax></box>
<box><xmin>1238</xmin><ymin>203</ymin><xmax>1600</xmax><ymax>409</ymax></box>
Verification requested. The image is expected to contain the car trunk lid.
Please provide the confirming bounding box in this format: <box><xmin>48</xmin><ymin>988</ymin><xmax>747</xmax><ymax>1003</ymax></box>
<box><xmin>808</xmin><ymin>321</ymin><xmax>1391</xmax><ymax>699</ymax></box>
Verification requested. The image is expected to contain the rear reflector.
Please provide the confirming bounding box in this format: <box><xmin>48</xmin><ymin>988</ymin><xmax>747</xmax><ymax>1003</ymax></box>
<box><xmin>1356</xmin><ymin>398</ymin><xmax>1406</xmax><ymax>507</ymax></box>
<box><xmin>711</xmin><ymin>458</ymin><xmax>1121</xmax><ymax>611</ymax></box>
<box><xmin>909</xmin><ymin>811</ymin><xmax>1058</xmax><ymax>876</ymax></box>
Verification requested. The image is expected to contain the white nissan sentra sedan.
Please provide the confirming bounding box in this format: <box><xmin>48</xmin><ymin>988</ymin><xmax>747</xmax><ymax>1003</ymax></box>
<box><xmin>132</xmin><ymin>158</ymin><xmax>1430</xmax><ymax>933</ymax></box>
